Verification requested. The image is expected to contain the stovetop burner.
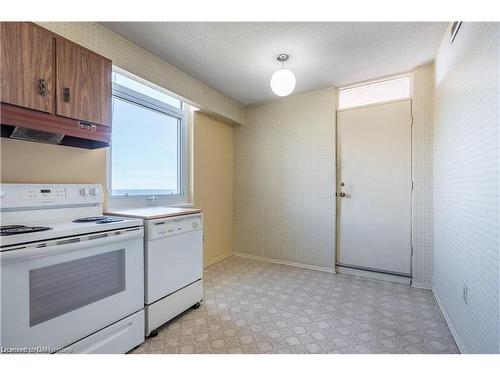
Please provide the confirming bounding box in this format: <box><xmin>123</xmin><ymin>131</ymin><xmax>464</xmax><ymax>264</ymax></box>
<box><xmin>73</xmin><ymin>216</ymin><xmax>124</xmax><ymax>224</ymax></box>
<box><xmin>73</xmin><ymin>216</ymin><xmax>107</xmax><ymax>223</ymax></box>
<box><xmin>0</xmin><ymin>225</ymin><xmax>52</xmax><ymax>236</ymax></box>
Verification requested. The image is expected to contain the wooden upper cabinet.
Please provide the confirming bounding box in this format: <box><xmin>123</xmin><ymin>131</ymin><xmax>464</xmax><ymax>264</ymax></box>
<box><xmin>1</xmin><ymin>22</ymin><xmax>112</xmax><ymax>148</ymax></box>
<box><xmin>0</xmin><ymin>22</ymin><xmax>54</xmax><ymax>113</ymax></box>
<box><xmin>55</xmin><ymin>38</ymin><xmax>112</xmax><ymax>127</ymax></box>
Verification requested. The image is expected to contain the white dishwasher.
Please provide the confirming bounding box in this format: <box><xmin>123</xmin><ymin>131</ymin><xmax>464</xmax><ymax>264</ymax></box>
<box><xmin>106</xmin><ymin>207</ymin><xmax>203</xmax><ymax>337</ymax></box>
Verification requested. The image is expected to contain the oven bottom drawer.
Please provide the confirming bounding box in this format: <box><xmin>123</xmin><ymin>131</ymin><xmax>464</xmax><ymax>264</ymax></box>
<box><xmin>58</xmin><ymin>310</ymin><xmax>145</xmax><ymax>354</ymax></box>
<box><xmin>146</xmin><ymin>279</ymin><xmax>203</xmax><ymax>336</ymax></box>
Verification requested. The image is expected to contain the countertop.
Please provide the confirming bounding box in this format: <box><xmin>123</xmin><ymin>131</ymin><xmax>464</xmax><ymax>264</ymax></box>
<box><xmin>105</xmin><ymin>206</ymin><xmax>202</xmax><ymax>220</ymax></box>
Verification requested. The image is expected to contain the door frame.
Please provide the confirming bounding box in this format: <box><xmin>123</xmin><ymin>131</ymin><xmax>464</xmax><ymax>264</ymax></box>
<box><xmin>334</xmin><ymin>85</ymin><xmax>414</xmax><ymax>282</ymax></box>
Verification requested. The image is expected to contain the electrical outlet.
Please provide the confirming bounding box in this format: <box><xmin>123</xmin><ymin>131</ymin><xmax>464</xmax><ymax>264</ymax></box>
<box><xmin>463</xmin><ymin>284</ymin><xmax>469</xmax><ymax>305</ymax></box>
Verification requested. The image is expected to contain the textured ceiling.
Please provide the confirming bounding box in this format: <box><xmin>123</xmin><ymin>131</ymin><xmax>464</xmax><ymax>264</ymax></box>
<box><xmin>100</xmin><ymin>22</ymin><xmax>447</xmax><ymax>105</ymax></box>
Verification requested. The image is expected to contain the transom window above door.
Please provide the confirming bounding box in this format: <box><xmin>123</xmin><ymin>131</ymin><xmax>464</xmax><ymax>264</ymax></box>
<box><xmin>338</xmin><ymin>75</ymin><xmax>411</xmax><ymax>110</ymax></box>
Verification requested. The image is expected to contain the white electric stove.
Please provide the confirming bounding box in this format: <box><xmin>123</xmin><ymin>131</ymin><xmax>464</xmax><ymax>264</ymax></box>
<box><xmin>0</xmin><ymin>183</ymin><xmax>145</xmax><ymax>354</ymax></box>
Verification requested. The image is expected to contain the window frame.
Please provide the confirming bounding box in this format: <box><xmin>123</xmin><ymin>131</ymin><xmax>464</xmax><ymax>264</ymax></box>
<box><xmin>107</xmin><ymin>70</ymin><xmax>189</xmax><ymax>209</ymax></box>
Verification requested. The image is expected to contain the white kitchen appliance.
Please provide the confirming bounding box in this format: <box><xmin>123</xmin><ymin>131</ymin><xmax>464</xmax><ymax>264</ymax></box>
<box><xmin>0</xmin><ymin>184</ymin><xmax>145</xmax><ymax>354</ymax></box>
<box><xmin>107</xmin><ymin>207</ymin><xmax>203</xmax><ymax>337</ymax></box>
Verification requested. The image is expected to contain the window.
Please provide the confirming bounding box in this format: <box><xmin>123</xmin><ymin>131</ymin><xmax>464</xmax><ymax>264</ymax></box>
<box><xmin>109</xmin><ymin>70</ymin><xmax>187</xmax><ymax>206</ymax></box>
<box><xmin>338</xmin><ymin>75</ymin><xmax>410</xmax><ymax>110</ymax></box>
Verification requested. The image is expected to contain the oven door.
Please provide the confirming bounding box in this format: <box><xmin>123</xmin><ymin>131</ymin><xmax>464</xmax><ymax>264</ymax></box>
<box><xmin>1</xmin><ymin>227</ymin><xmax>144</xmax><ymax>352</ymax></box>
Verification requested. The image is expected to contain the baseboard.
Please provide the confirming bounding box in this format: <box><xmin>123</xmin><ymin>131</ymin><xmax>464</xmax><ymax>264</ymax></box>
<box><xmin>336</xmin><ymin>265</ymin><xmax>410</xmax><ymax>285</ymax></box>
<box><xmin>433</xmin><ymin>288</ymin><xmax>467</xmax><ymax>354</ymax></box>
<box><xmin>233</xmin><ymin>252</ymin><xmax>336</xmax><ymax>274</ymax></box>
<box><xmin>411</xmin><ymin>282</ymin><xmax>432</xmax><ymax>290</ymax></box>
<box><xmin>204</xmin><ymin>252</ymin><xmax>233</xmax><ymax>268</ymax></box>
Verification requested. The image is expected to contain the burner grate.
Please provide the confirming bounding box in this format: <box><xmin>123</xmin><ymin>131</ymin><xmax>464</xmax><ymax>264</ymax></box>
<box><xmin>73</xmin><ymin>216</ymin><xmax>108</xmax><ymax>223</ymax></box>
<box><xmin>0</xmin><ymin>225</ymin><xmax>52</xmax><ymax>236</ymax></box>
<box><xmin>73</xmin><ymin>216</ymin><xmax>124</xmax><ymax>224</ymax></box>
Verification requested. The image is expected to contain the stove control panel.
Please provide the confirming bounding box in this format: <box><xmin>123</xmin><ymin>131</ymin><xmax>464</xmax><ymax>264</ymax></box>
<box><xmin>25</xmin><ymin>187</ymin><xmax>66</xmax><ymax>200</ymax></box>
<box><xmin>146</xmin><ymin>214</ymin><xmax>203</xmax><ymax>240</ymax></box>
<box><xmin>0</xmin><ymin>184</ymin><xmax>104</xmax><ymax>208</ymax></box>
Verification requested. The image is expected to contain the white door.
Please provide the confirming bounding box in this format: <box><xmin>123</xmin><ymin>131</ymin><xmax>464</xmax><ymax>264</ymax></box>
<box><xmin>337</xmin><ymin>99</ymin><xmax>412</xmax><ymax>276</ymax></box>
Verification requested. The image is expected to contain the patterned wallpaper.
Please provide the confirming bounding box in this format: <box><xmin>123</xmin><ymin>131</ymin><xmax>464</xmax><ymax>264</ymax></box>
<box><xmin>37</xmin><ymin>22</ymin><xmax>244</xmax><ymax>124</ymax></box>
<box><xmin>234</xmin><ymin>88</ymin><xmax>336</xmax><ymax>270</ymax></box>
<box><xmin>433</xmin><ymin>23</ymin><xmax>499</xmax><ymax>353</ymax></box>
<box><xmin>411</xmin><ymin>63</ymin><xmax>435</xmax><ymax>289</ymax></box>
<box><xmin>234</xmin><ymin>71</ymin><xmax>436</xmax><ymax>284</ymax></box>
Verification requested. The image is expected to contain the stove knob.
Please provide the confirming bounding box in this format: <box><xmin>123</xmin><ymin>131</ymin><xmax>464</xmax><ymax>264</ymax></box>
<box><xmin>79</xmin><ymin>188</ymin><xmax>87</xmax><ymax>196</ymax></box>
<box><xmin>89</xmin><ymin>187</ymin><xmax>97</xmax><ymax>196</ymax></box>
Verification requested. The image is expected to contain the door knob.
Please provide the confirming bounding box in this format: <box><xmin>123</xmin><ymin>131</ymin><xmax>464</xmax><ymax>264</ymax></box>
<box><xmin>339</xmin><ymin>192</ymin><xmax>346</xmax><ymax>198</ymax></box>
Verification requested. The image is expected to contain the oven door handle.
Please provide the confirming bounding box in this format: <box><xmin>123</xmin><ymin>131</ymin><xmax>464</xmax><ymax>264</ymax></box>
<box><xmin>0</xmin><ymin>227</ymin><xmax>144</xmax><ymax>264</ymax></box>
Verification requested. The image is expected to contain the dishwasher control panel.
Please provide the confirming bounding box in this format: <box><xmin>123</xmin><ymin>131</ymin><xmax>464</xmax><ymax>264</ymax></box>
<box><xmin>146</xmin><ymin>214</ymin><xmax>203</xmax><ymax>240</ymax></box>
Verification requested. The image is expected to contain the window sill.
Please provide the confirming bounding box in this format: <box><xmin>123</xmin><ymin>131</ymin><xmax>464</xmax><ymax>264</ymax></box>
<box><xmin>167</xmin><ymin>202</ymin><xmax>194</xmax><ymax>208</ymax></box>
<box><xmin>106</xmin><ymin>194</ymin><xmax>193</xmax><ymax>211</ymax></box>
<box><xmin>106</xmin><ymin>201</ymin><xmax>194</xmax><ymax>210</ymax></box>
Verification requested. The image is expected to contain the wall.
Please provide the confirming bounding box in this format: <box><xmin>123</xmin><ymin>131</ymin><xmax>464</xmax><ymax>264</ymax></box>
<box><xmin>433</xmin><ymin>23</ymin><xmax>499</xmax><ymax>353</ymax></box>
<box><xmin>411</xmin><ymin>63</ymin><xmax>435</xmax><ymax>289</ymax></box>
<box><xmin>193</xmin><ymin>112</ymin><xmax>234</xmax><ymax>267</ymax></box>
<box><xmin>234</xmin><ymin>88</ymin><xmax>336</xmax><ymax>270</ymax></box>
<box><xmin>0</xmin><ymin>138</ymin><xmax>106</xmax><ymax>187</ymax></box>
<box><xmin>37</xmin><ymin>22</ymin><xmax>243</xmax><ymax>125</ymax></box>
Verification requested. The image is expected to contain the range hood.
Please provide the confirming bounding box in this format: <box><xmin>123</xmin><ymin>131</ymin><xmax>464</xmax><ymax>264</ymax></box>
<box><xmin>10</xmin><ymin>127</ymin><xmax>65</xmax><ymax>145</ymax></box>
<box><xmin>1</xmin><ymin>103</ymin><xmax>110</xmax><ymax>149</ymax></box>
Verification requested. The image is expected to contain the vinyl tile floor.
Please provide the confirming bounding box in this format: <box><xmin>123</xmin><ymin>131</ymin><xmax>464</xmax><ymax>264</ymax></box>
<box><xmin>132</xmin><ymin>256</ymin><xmax>459</xmax><ymax>354</ymax></box>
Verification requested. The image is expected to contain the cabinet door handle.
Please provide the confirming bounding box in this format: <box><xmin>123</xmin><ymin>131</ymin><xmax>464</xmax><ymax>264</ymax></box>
<box><xmin>63</xmin><ymin>87</ymin><xmax>70</xmax><ymax>102</ymax></box>
<box><xmin>39</xmin><ymin>79</ymin><xmax>47</xmax><ymax>96</ymax></box>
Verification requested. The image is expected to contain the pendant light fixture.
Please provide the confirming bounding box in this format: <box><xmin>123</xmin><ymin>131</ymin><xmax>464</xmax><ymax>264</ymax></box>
<box><xmin>270</xmin><ymin>54</ymin><xmax>296</xmax><ymax>97</ymax></box>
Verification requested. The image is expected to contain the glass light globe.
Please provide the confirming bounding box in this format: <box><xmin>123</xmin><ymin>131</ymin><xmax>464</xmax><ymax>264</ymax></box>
<box><xmin>270</xmin><ymin>68</ymin><xmax>296</xmax><ymax>96</ymax></box>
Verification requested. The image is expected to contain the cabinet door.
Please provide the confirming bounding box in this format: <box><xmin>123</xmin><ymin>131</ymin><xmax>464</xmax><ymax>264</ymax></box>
<box><xmin>56</xmin><ymin>38</ymin><xmax>111</xmax><ymax>127</ymax></box>
<box><xmin>0</xmin><ymin>22</ymin><xmax>54</xmax><ymax>113</ymax></box>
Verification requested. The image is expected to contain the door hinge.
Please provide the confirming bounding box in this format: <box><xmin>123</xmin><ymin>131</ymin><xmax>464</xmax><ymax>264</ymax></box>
<box><xmin>411</xmin><ymin>181</ymin><xmax>414</xmax><ymax>191</ymax></box>
<box><xmin>410</xmin><ymin>245</ymin><xmax>414</xmax><ymax>256</ymax></box>
<box><xmin>411</xmin><ymin>115</ymin><xmax>414</xmax><ymax>127</ymax></box>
